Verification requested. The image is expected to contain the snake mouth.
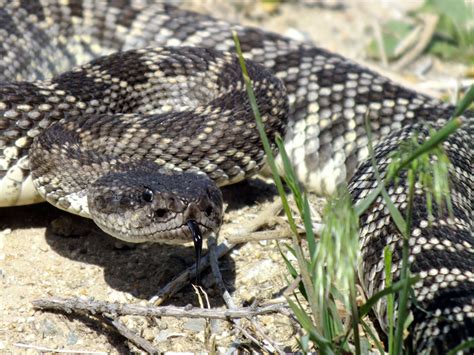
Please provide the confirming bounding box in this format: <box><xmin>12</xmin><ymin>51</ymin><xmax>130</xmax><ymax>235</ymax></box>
<box><xmin>92</xmin><ymin>215</ymin><xmax>217</xmax><ymax>244</ymax></box>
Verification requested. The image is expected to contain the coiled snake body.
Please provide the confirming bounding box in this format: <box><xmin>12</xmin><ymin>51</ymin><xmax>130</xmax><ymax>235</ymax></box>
<box><xmin>0</xmin><ymin>1</ymin><xmax>472</xmax><ymax>352</ymax></box>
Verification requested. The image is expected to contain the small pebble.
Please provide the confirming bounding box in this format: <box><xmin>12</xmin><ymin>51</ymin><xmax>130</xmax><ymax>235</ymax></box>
<box><xmin>40</xmin><ymin>319</ymin><xmax>61</xmax><ymax>337</ymax></box>
<box><xmin>141</xmin><ymin>327</ymin><xmax>156</xmax><ymax>341</ymax></box>
<box><xmin>66</xmin><ymin>331</ymin><xmax>79</xmax><ymax>345</ymax></box>
<box><xmin>184</xmin><ymin>318</ymin><xmax>206</xmax><ymax>332</ymax></box>
<box><xmin>240</xmin><ymin>259</ymin><xmax>275</xmax><ymax>284</ymax></box>
<box><xmin>155</xmin><ymin>330</ymin><xmax>171</xmax><ymax>342</ymax></box>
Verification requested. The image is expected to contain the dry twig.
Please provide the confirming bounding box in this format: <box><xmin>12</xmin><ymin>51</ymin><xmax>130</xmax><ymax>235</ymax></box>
<box><xmin>149</xmin><ymin>240</ymin><xmax>234</xmax><ymax>304</ymax></box>
<box><xmin>208</xmin><ymin>235</ymin><xmax>237</xmax><ymax>309</ymax></box>
<box><xmin>393</xmin><ymin>14</ymin><xmax>439</xmax><ymax>70</ymax></box>
<box><xmin>371</xmin><ymin>19</ymin><xmax>388</xmax><ymax>66</ymax></box>
<box><xmin>149</xmin><ymin>198</ymin><xmax>284</xmax><ymax>304</ymax></box>
<box><xmin>32</xmin><ymin>296</ymin><xmax>287</xmax><ymax>320</ymax></box>
<box><xmin>100</xmin><ymin>315</ymin><xmax>159</xmax><ymax>354</ymax></box>
<box><xmin>208</xmin><ymin>235</ymin><xmax>285</xmax><ymax>354</ymax></box>
<box><xmin>14</xmin><ymin>343</ymin><xmax>106</xmax><ymax>354</ymax></box>
<box><xmin>226</xmin><ymin>227</ymin><xmax>294</xmax><ymax>243</ymax></box>
<box><xmin>31</xmin><ymin>197</ymin><xmax>290</xmax><ymax>353</ymax></box>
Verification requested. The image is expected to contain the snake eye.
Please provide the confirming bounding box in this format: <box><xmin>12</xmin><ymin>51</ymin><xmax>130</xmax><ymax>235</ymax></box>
<box><xmin>142</xmin><ymin>187</ymin><xmax>154</xmax><ymax>202</ymax></box>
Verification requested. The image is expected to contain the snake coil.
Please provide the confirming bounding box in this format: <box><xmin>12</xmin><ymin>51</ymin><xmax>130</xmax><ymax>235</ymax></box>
<box><xmin>0</xmin><ymin>1</ymin><xmax>472</xmax><ymax>352</ymax></box>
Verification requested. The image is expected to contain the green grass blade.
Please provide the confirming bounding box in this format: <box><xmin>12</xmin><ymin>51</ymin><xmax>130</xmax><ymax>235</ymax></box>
<box><xmin>393</xmin><ymin>170</ymin><xmax>415</xmax><ymax>355</ymax></box>
<box><xmin>384</xmin><ymin>246</ymin><xmax>395</xmax><ymax>354</ymax></box>
<box><xmin>232</xmin><ymin>32</ymin><xmax>297</xmax><ymax>236</ymax></box>
<box><xmin>279</xmin><ymin>244</ymin><xmax>298</xmax><ymax>279</ymax></box>
<box><xmin>451</xmin><ymin>84</ymin><xmax>474</xmax><ymax>118</ymax></box>
<box><xmin>279</xmin><ymin>244</ymin><xmax>309</xmax><ymax>300</ymax></box>
<box><xmin>364</xmin><ymin>113</ymin><xmax>407</xmax><ymax>235</ymax></box>
<box><xmin>276</xmin><ymin>135</ymin><xmax>302</xmax><ymax>202</ymax></box>
<box><xmin>287</xmin><ymin>297</ymin><xmax>333</xmax><ymax>353</ymax></box>
<box><xmin>349</xmin><ymin>282</ymin><xmax>361</xmax><ymax>355</ymax></box>
<box><xmin>354</xmin><ymin>184</ymin><xmax>383</xmax><ymax>217</ymax></box>
<box><xmin>358</xmin><ymin>277</ymin><xmax>419</xmax><ymax>318</ymax></box>
<box><xmin>380</xmin><ymin>188</ymin><xmax>407</xmax><ymax>236</ymax></box>
<box><xmin>302</xmin><ymin>194</ymin><xmax>317</xmax><ymax>259</ymax></box>
<box><xmin>298</xmin><ymin>334</ymin><xmax>310</xmax><ymax>353</ymax></box>
<box><xmin>327</xmin><ymin>298</ymin><xmax>345</xmax><ymax>337</ymax></box>
<box><xmin>386</xmin><ymin>118</ymin><xmax>461</xmax><ymax>181</ymax></box>
<box><xmin>447</xmin><ymin>340</ymin><xmax>474</xmax><ymax>355</ymax></box>
<box><xmin>275</xmin><ymin>136</ymin><xmax>317</xmax><ymax>257</ymax></box>
<box><xmin>360</xmin><ymin>319</ymin><xmax>386</xmax><ymax>354</ymax></box>
<box><xmin>233</xmin><ymin>31</ymin><xmax>324</xmax><ymax>334</ymax></box>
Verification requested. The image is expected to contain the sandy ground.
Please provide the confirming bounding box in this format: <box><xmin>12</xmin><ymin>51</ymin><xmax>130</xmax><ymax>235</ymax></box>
<box><xmin>1</xmin><ymin>1</ymin><xmax>469</xmax><ymax>353</ymax></box>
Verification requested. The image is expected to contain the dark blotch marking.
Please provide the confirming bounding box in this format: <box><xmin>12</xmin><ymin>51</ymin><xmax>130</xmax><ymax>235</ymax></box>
<box><xmin>161</xmin><ymin>4</ymin><xmax>218</xmax><ymax>42</ymax></box>
<box><xmin>114</xmin><ymin>1</ymin><xmax>140</xmax><ymax>29</ymax></box>
<box><xmin>0</xmin><ymin>82</ymin><xmax>50</xmax><ymax>107</ymax></box>
<box><xmin>68</xmin><ymin>0</ymin><xmax>84</xmax><ymax>18</ymax></box>
<box><xmin>19</xmin><ymin>0</ymin><xmax>46</xmax><ymax>22</ymax></box>
<box><xmin>0</xmin><ymin>9</ymin><xmax>21</xmax><ymax>37</ymax></box>
<box><xmin>90</xmin><ymin>50</ymin><xmax>149</xmax><ymax>85</ymax></box>
<box><xmin>157</xmin><ymin>47</ymin><xmax>212</xmax><ymax>78</ymax></box>
<box><xmin>53</xmin><ymin>69</ymin><xmax>110</xmax><ymax>102</ymax></box>
<box><xmin>238</xmin><ymin>28</ymin><xmax>268</xmax><ymax>53</ymax></box>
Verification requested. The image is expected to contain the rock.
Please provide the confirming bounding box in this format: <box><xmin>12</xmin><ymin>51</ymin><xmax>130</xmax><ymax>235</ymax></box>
<box><xmin>183</xmin><ymin>318</ymin><xmax>207</xmax><ymax>332</ymax></box>
<box><xmin>40</xmin><ymin>319</ymin><xmax>62</xmax><ymax>337</ymax></box>
<box><xmin>240</xmin><ymin>259</ymin><xmax>276</xmax><ymax>284</ymax></box>
<box><xmin>66</xmin><ymin>331</ymin><xmax>79</xmax><ymax>345</ymax></box>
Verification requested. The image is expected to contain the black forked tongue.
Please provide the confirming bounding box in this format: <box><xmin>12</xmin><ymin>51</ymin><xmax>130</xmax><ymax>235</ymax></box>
<box><xmin>187</xmin><ymin>220</ymin><xmax>203</xmax><ymax>285</ymax></box>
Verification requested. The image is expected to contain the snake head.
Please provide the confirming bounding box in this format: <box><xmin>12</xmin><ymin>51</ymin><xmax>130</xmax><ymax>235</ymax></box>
<box><xmin>87</xmin><ymin>163</ymin><xmax>223</xmax><ymax>244</ymax></box>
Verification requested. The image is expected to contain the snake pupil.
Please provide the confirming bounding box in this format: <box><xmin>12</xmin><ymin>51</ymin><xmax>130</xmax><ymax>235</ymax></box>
<box><xmin>142</xmin><ymin>187</ymin><xmax>154</xmax><ymax>202</ymax></box>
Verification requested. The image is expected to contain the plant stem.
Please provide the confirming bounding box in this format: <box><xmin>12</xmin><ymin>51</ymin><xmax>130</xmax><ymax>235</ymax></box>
<box><xmin>393</xmin><ymin>169</ymin><xmax>415</xmax><ymax>354</ymax></box>
<box><xmin>233</xmin><ymin>31</ymin><xmax>326</xmax><ymax>340</ymax></box>
<box><xmin>349</xmin><ymin>280</ymin><xmax>361</xmax><ymax>355</ymax></box>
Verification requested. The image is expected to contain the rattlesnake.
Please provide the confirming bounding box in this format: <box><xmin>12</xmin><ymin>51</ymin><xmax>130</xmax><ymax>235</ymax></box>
<box><xmin>0</xmin><ymin>1</ymin><xmax>472</xmax><ymax>352</ymax></box>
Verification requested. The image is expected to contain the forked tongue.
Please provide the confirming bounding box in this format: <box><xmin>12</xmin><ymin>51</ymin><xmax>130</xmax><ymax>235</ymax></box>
<box><xmin>187</xmin><ymin>220</ymin><xmax>202</xmax><ymax>285</ymax></box>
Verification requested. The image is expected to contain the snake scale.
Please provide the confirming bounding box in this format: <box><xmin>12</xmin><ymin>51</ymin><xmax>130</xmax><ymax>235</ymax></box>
<box><xmin>0</xmin><ymin>1</ymin><xmax>472</xmax><ymax>352</ymax></box>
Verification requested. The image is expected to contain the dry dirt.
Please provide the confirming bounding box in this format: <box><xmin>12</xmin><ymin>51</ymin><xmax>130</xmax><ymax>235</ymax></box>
<box><xmin>0</xmin><ymin>1</ymin><xmax>469</xmax><ymax>354</ymax></box>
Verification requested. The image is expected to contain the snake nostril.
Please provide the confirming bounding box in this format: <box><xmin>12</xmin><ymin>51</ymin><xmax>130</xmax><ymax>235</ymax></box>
<box><xmin>155</xmin><ymin>208</ymin><xmax>168</xmax><ymax>218</ymax></box>
<box><xmin>205</xmin><ymin>205</ymin><xmax>213</xmax><ymax>216</ymax></box>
